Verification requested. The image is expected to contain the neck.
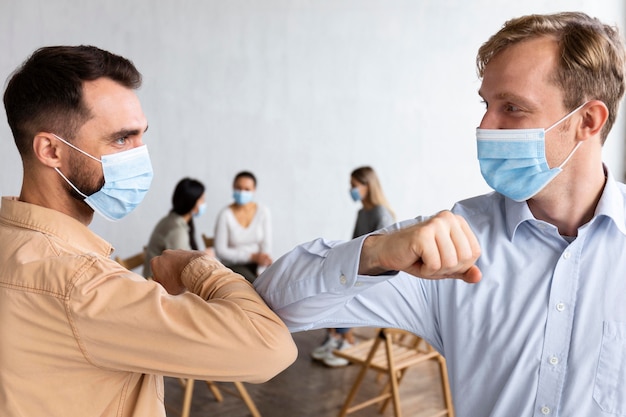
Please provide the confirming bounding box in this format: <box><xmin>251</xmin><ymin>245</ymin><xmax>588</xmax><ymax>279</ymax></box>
<box><xmin>527</xmin><ymin>161</ymin><xmax>606</xmax><ymax>237</ymax></box>
<box><xmin>362</xmin><ymin>200</ymin><xmax>374</xmax><ymax>210</ymax></box>
<box><xmin>20</xmin><ymin>172</ymin><xmax>94</xmax><ymax>226</ymax></box>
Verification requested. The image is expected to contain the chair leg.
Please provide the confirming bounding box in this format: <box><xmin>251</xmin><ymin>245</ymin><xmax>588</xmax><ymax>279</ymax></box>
<box><xmin>379</xmin><ymin>368</ymin><xmax>409</xmax><ymax>414</ymax></box>
<box><xmin>438</xmin><ymin>356</ymin><xmax>455</xmax><ymax>417</ymax></box>
<box><xmin>181</xmin><ymin>379</ymin><xmax>195</xmax><ymax>417</ymax></box>
<box><xmin>204</xmin><ymin>381</ymin><xmax>224</xmax><ymax>402</ymax></box>
<box><xmin>337</xmin><ymin>337</ymin><xmax>384</xmax><ymax>417</ymax></box>
<box><xmin>384</xmin><ymin>334</ymin><xmax>403</xmax><ymax>417</ymax></box>
<box><xmin>233</xmin><ymin>381</ymin><xmax>262</xmax><ymax>417</ymax></box>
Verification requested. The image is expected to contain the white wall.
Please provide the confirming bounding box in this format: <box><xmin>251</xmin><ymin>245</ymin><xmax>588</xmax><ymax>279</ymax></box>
<box><xmin>1</xmin><ymin>0</ymin><xmax>624</xmax><ymax>260</ymax></box>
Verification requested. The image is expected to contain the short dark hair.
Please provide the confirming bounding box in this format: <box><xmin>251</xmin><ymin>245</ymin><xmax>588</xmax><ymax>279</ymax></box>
<box><xmin>233</xmin><ymin>171</ymin><xmax>257</xmax><ymax>187</ymax></box>
<box><xmin>3</xmin><ymin>45</ymin><xmax>142</xmax><ymax>159</ymax></box>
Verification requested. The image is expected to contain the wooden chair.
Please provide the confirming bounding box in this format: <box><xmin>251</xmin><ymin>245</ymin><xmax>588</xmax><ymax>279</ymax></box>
<box><xmin>333</xmin><ymin>328</ymin><xmax>454</xmax><ymax>417</ymax></box>
<box><xmin>202</xmin><ymin>233</ymin><xmax>214</xmax><ymax>249</ymax></box>
<box><xmin>114</xmin><ymin>250</ymin><xmax>145</xmax><ymax>272</ymax></box>
<box><xmin>179</xmin><ymin>379</ymin><xmax>261</xmax><ymax>417</ymax></box>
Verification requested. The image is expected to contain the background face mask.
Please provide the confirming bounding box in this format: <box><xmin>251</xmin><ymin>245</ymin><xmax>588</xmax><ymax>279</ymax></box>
<box><xmin>476</xmin><ymin>102</ymin><xmax>586</xmax><ymax>202</ymax></box>
<box><xmin>350</xmin><ymin>187</ymin><xmax>361</xmax><ymax>202</ymax></box>
<box><xmin>53</xmin><ymin>134</ymin><xmax>153</xmax><ymax>221</ymax></box>
<box><xmin>194</xmin><ymin>202</ymin><xmax>207</xmax><ymax>218</ymax></box>
<box><xmin>233</xmin><ymin>190</ymin><xmax>254</xmax><ymax>205</ymax></box>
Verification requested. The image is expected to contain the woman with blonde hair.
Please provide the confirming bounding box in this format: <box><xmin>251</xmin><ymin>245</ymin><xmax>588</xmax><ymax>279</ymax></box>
<box><xmin>313</xmin><ymin>166</ymin><xmax>395</xmax><ymax>367</ymax></box>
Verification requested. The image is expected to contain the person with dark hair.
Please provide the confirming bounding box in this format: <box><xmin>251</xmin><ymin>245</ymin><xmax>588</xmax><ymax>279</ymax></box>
<box><xmin>256</xmin><ymin>12</ymin><xmax>626</xmax><ymax>416</ymax></box>
<box><xmin>0</xmin><ymin>46</ymin><xmax>296</xmax><ymax>417</ymax></box>
<box><xmin>214</xmin><ymin>170</ymin><xmax>272</xmax><ymax>282</ymax></box>
<box><xmin>143</xmin><ymin>177</ymin><xmax>210</xmax><ymax>278</ymax></box>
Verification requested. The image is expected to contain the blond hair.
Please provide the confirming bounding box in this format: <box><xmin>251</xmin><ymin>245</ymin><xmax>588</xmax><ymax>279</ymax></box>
<box><xmin>476</xmin><ymin>12</ymin><xmax>626</xmax><ymax>143</ymax></box>
<box><xmin>351</xmin><ymin>166</ymin><xmax>396</xmax><ymax>220</ymax></box>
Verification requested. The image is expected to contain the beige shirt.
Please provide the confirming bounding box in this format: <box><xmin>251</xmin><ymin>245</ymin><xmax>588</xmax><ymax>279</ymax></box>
<box><xmin>0</xmin><ymin>196</ymin><xmax>297</xmax><ymax>417</ymax></box>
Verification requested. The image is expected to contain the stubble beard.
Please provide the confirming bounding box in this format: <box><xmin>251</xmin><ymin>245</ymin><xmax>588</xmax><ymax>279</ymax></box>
<box><xmin>65</xmin><ymin>151</ymin><xmax>105</xmax><ymax>202</ymax></box>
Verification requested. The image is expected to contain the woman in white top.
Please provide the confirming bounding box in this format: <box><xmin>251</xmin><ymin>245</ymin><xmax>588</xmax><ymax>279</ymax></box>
<box><xmin>214</xmin><ymin>171</ymin><xmax>272</xmax><ymax>282</ymax></box>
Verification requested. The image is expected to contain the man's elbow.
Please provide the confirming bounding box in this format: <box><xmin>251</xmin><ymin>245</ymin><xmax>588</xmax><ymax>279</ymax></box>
<box><xmin>249</xmin><ymin>332</ymin><xmax>298</xmax><ymax>383</ymax></box>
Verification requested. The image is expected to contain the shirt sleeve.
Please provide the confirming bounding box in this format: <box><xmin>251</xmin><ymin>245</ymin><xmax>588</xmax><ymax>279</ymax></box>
<box><xmin>69</xmin><ymin>255</ymin><xmax>297</xmax><ymax>383</ymax></box>
<box><xmin>254</xmin><ymin>218</ymin><xmax>436</xmax><ymax>336</ymax></box>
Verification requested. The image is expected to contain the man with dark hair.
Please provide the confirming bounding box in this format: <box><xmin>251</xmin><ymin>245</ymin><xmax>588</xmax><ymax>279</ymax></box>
<box><xmin>0</xmin><ymin>45</ymin><xmax>296</xmax><ymax>416</ymax></box>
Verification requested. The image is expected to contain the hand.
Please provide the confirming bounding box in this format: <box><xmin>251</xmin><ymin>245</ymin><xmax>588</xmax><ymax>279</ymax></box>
<box><xmin>251</xmin><ymin>252</ymin><xmax>273</xmax><ymax>267</ymax></box>
<box><xmin>151</xmin><ymin>249</ymin><xmax>207</xmax><ymax>294</ymax></box>
<box><xmin>359</xmin><ymin>210</ymin><xmax>482</xmax><ymax>283</ymax></box>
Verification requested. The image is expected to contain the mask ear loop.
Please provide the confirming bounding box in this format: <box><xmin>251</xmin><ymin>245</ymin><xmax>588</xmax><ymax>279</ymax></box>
<box><xmin>544</xmin><ymin>102</ymin><xmax>588</xmax><ymax>169</ymax></box>
<box><xmin>545</xmin><ymin>101</ymin><xmax>589</xmax><ymax>133</ymax></box>
<box><xmin>50</xmin><ymin>133</ymin><xmax>100</xmax><ymax>199</ymax></box>
<box><xmin>51</xmin><ymin>133</ymin><xmax>102</xmax><ymax>162</ymax></box>
<box><xmin>54</xmin><ymin>167</ymin><xmax>88</xmax><ymax>199</ymax></box>
<box><xmin>557</xmin><ymin>141</ymin><xmax>583</xmax><ymax>169</ymax></box>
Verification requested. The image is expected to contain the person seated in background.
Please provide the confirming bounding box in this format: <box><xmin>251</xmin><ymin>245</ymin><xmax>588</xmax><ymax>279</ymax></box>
<box><xmin>213</xmin><ymin>171</ymin><xmax>272</xmax><ymax>282</ymax></box>
<box><xmin>0</xmin><ymin>45</ymin><xmax>296</xmax><ymax>417</ymax></box>
<box><xmin>143</xmin><ymin>177</ymin><xmax>212</xmax><ymax>278</ymax></box>
<box><xmin>312</xmin><ymin>166</ymin><xmax>396</xmax><ymax>367</ymax></box>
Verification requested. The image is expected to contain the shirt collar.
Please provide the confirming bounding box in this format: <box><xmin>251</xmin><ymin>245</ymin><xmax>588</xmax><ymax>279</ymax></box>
<box><xmin>0</xmin><ymin>196</ymin><xmax>113</xmax><ymax>257</ymax></box>
<box><xmin>505</xmin><ymin>165</ymin><xmax>626</xmax><ymax>240</ymax></box>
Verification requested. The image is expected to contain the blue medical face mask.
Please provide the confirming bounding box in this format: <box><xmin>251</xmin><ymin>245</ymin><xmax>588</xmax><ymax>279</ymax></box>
<box><xmin>52</xmin><ymin>134</ymin><xmax>153</xmax><ymax>221</ymax></box>
<box><xmin>194</xmin><ymin>202</ymin><xmax>207</xmax><ymax>218</ymax></box>
<box><xmin>350</xmin><ymin>187</ymin><xmax>361</xmax><ymax>202</ymax></box>
<box><xmin>476</xmin><ymin>102</ymin><xmax>586</xmax><ymax>202</ymax></box>
<box><xmin>233</xmin><ymin>190</ymin><xmax>254</xmax><ymax>205</ymax></box>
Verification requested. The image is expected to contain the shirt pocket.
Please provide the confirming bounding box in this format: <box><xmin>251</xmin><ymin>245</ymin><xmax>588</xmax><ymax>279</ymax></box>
<box><xmin>593</xmin><ymin>321</ymin><xmax>626</xmax><ymax>415</ymax></box>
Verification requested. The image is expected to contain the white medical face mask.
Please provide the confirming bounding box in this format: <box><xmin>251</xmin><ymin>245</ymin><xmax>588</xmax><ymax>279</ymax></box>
<box><xmin>476</xmin><ymin>102</ymin><xmax>587</xmax><ymax>202</ymax></box>
<box><xmin>53</xmin><ymin>134</ymin><xmax>153</xmax><ymax>221</ymax></box>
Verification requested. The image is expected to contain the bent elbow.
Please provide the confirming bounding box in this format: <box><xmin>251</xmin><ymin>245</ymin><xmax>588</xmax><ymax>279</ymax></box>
<box><xmin>249</xmin><ymin>332</ymin><xmax>298</xmax><ymax>383</ymax></box>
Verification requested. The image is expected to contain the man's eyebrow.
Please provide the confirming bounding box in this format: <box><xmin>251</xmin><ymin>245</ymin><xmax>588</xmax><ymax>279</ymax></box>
<box><xmin>477</xmin><ymin>90</ymin><xmax>536</xmax><ymax>108</ymax></box>
<box><xmin>107</xmin><ymin>125</ymin><xmax>149</xmax><ymax>140</ymax></box>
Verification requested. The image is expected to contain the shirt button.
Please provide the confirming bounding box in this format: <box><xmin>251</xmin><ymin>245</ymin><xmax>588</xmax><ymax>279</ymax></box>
<box><xmin>354</xmin><ymin>282</ymin><xmax>363</xmax><ymax>287</ymax></box>
<box><xmin>549</xmin><ymin>356</ymin><xmax>559</xmax><ymax>365</ymax></box>
<box><xmin>556</xmin><ymin>302</ymin><xmax>565</xmax><ymax>312</ymax></box>
<box><xmin>563</xmin><ymin>251</ymin><xmax>571</xmax><ymax>260</ymax></box>
<box><xmin>340</xmin><ymin>275</ymin><xmax>347</xmax><ymax>285</ymax></box>
<box><xmin>541</xmin><ymin>406</ymin><xmax>551</xmax><ymax>415</ymax></box>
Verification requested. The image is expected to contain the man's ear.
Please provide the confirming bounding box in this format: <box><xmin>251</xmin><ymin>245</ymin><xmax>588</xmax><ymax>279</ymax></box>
<box><xmin>577</xmin><ymin>100</ymin><xmax>609</xmax><ymax>141</ymax></box>
<box><xmin>32</xmin><ymin>133</ymin><xmax>63</xmax><ymax>168</ymax></box>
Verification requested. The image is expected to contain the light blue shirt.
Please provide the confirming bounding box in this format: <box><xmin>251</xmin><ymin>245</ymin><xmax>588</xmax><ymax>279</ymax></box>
<box><xmin>255</xmin><ymin>169</ymin><xmax>626</xmax><ymax>417</ymax></box>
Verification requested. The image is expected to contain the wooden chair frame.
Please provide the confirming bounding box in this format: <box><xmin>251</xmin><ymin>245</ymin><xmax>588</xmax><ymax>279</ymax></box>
<box><xmin>179</xmin><ymin>379</ymin><xmax>261</xmax><ymax>417</ymax></box>
<box><xmin>114</xmin><ymin>251</ymin><xmax>145</xmax><ymax>271</ymax></box>
<box><xmin>333</xmin><ymin>328</ymin><xmax>454</xmax><ymax>417</ymax></box>
<box><xmin>201</xmin><ymin>233</ymin><xmax>214</xmax><ymax>249</ymax></box>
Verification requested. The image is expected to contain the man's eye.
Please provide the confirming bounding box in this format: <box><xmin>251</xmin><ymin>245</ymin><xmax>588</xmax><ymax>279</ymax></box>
<box><xmin>115</xmin><ymin>137</ymin><xmax>127</xmax><ymax>145</ymax></box>
<box><xmin>505</xmin><ymin>104</ymin><xmax>520</xmax><ymax>112</ymax></box>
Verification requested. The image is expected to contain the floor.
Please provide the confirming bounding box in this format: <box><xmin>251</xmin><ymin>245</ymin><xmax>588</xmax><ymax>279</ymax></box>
<box><xmin>164</xmin><ymin>328</ymin><xmax>450</xmax><ymax>417</ymax></box>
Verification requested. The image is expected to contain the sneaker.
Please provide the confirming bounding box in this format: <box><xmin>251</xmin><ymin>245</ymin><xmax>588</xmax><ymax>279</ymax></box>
<box><xmin>311</xmin><ymin>336</ymin><xmax>341</xmax><ymax>361</ymax></box>
<box><xmin>322</xmin><ymin>340</ymin><xmax>354</xmax><ymax>367</ymax></box>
